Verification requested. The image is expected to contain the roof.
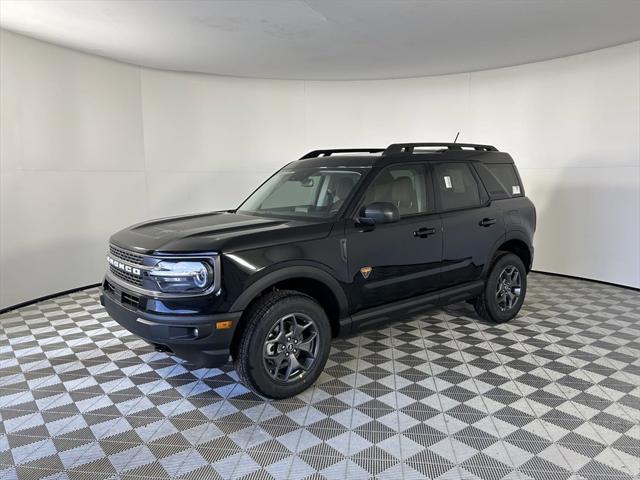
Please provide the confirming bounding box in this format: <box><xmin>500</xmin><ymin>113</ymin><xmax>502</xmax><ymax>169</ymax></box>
<box><xmin>295</xmin><ymin>143</ymin><xmax>514</xmax><ymax>169</ymax></box>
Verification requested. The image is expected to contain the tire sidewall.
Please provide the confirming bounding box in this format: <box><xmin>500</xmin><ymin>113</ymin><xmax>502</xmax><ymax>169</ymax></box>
<box><xmin>244</xmin><ymin>296</ymin><xmax>331</xmax><ymax>398</ymax></box>
<box><xmin>484</xmin><ymin>253</ymin><xmax>527</xmax><ymax>323</ymax></box>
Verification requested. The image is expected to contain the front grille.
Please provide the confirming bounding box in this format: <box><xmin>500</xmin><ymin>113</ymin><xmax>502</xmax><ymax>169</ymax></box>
<box><xmin>109</xmin><ymin>244</ymin><xmax>144</xmax><ymax>265</ymax></box>
<box><xmin>109</xmin><ymin>265</ymin><xmax>143</xmax><ymax>287</ymax></box>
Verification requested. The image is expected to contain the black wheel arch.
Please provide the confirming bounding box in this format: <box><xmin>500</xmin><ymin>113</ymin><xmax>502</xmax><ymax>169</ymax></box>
<box><xmin>229</xmin><ymin>264</ymin><xmax>349</xmax><ymax>359</ymax></box>
<box><xmin>488</xmin><ymin>232</ymin><xmax>533</xmax><ymax>274</ymax></box>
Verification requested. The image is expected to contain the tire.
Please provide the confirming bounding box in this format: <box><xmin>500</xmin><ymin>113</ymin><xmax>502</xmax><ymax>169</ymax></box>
<box><xmin>234</xmin><ymin>290</ymin><xmax>331</xmax><ymax>399</ymax></box>
<box><xmin>474</xmin><ymin>252</ymin><xmax>527</xmax><ymax>323</ymax></box>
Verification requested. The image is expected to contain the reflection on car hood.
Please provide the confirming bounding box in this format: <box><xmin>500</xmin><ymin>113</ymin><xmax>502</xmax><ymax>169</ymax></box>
<box><xmin>109</xmin><ymin>211</ymin><xmax>332</xmax><ymax>254</ymax></box>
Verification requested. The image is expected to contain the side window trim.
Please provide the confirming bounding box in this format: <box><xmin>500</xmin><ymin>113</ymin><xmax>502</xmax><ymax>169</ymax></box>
<box><xmin>422</xmin><ymin>162</ymin><xmax>436</xmax><ymax>215</ymax></box>
<box><xmin>470</xmin><ymin>162</ymin><xmax>490</xmax><ymax>205</ymax></box>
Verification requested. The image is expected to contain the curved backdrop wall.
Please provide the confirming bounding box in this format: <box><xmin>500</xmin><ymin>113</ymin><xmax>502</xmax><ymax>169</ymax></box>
<box><xmin>1</xmin><ymin>30</ymin><xmax>638</xmax><ymax>308</ymax></box>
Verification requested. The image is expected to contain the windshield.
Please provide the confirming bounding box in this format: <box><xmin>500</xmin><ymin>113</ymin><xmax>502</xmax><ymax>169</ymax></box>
<box><xmin>238</xmin><ymin>167</ymin><xmax>368</xmax><ymax>219</ymax></box>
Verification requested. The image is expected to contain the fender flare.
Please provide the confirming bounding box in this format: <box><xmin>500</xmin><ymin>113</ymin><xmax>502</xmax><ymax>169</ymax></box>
<box><xmin>229</xmin><ymin>264</ymin><xmax>350</xmax><ymax>319</ymax></box>
<box><xmin>479</xmin><ymin>233</ymin><xmax>507</xmax><ymax>278</ymax></box>
<box><xmin>485</xmin><ymin>230</ymin><xmax>533</xmax><ymax>273</ymax></box>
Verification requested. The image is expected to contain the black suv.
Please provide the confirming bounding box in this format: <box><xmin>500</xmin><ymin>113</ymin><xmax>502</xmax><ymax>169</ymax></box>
<box><xmin>101</xmin><ymin>143</ymin><xmax>535</xmax><ymax>398</ymax></box>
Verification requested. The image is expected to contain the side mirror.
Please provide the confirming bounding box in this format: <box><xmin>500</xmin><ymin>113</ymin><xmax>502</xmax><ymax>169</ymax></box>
<box><xmin>357</xmin><ymin>202</ymin><xmax>399</xmax><ymax>226</ymax></box>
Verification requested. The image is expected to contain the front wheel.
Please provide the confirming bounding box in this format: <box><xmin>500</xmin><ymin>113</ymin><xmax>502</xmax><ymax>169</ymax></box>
<box><xmin>474</xmin><ymin>253</ymin><xmax>527</xmax><ymax>323</ymax></box>
<box><xmin>234</xmin><ymin>290</ymin><xmax>331</xmax><ymax>399</ymax></box>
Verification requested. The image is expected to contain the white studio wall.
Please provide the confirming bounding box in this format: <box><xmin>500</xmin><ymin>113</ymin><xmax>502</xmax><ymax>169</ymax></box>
<box><xmin>1</xmin><ymin>30</ymin><xmax>638</xmax><ymax>309</ymax></box>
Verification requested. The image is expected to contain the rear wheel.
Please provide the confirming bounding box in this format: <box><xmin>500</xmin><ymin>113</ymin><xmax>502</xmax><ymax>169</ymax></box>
<box><xmin>474</xmin><ymin>253</ymin><xmax>527</xmax><ymax>323</ymax></box>
<box><xmin>234</xmin><ymin>290</ymin><xmax>331</xmax><ymax>399</ymax></box>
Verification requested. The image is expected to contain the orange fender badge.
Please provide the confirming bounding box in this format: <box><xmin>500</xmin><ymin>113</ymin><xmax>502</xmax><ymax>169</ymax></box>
<box><xmin>360</xmin><ymin>267</ymin><xmax>372</xmax><ymax>279</ymax></box>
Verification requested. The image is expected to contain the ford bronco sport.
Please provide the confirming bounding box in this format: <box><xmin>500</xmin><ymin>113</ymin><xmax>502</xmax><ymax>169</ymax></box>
<box><xmin>101</xmin><ymin>142</ymin><xmax>536</xmax><ymax>398</ymax></box>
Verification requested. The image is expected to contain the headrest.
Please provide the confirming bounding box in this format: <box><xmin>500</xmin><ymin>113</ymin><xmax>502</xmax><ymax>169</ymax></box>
<box><xmin>392</xmin><ymin>176</ymin><xmax>415</xmax><ymax>203</ymax></box>
<box><xmin>335</xmin><ymin>176</ymin><xmax>355</xmax><ymax>198</ymax></box>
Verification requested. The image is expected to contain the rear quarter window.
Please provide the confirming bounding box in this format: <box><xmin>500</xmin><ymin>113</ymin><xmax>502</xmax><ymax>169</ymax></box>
<box><xmin>475</xmin><ymin>163</ymin><xmax>523</xmax><ymax>199</ymax></box>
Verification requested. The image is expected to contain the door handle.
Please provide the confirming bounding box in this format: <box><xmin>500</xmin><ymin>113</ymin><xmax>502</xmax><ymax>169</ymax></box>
<box><xmin>413</xmin><ymin>227</ymin><xmax>436</xmax><ymax>238</ymax></box>
<box><xmin>479</xmin><ymin>218</ymin><xmax>497</xmax><ymax>227</ymax></box>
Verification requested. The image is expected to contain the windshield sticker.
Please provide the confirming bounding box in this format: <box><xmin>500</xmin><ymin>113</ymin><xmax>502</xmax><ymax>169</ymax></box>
<box><xmin>512</xmin><ymin>185</ymin><xmax>521</xmax><ymax>195</ymax></box>
<box><xmin>444</xmin><ymin>176</ymin><xmax>453</xmax><ymax>189</ymax></box>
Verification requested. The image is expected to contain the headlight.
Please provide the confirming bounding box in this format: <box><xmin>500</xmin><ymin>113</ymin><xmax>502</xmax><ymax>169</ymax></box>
<box><xmin>149</xmin><ymin>260</ymin><xmax>212</xmax><ymax>293</ymax></box>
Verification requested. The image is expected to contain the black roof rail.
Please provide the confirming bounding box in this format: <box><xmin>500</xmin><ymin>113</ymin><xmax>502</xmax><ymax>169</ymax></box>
<box><xmin>299</xmin><ymin>148</ymin><xmax>384</xmax><ymax>159</ymax></box>
<box><xmin>383</xmin><ymin>143</ymin><xmax>498</xmax><ymax>155</ymax></box>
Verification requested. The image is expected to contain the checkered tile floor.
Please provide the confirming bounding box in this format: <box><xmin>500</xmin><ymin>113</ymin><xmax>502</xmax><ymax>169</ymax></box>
<box><xmin>0</xmin><ymin>273</ymin><xmax>638</xmax><ymax>480</ymax></box>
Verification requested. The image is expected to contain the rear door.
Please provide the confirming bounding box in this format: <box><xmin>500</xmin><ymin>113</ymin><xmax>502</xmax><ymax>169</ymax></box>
<box><xmin>432</xmin><ymin>161</ymin><xmax>506</xmax><ymax>288</ymax></box>
<box><xmin>345</xmin><ymin>163</ymin><xmax>443</xmax><ymax>312</ymax></box>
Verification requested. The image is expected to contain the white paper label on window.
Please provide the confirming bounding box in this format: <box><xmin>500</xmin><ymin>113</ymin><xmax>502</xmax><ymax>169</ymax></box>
<box><xmin>512</xmin><ymin>185</ymin><xmax>521</xmax><ymax>195</ymax></box>
<box><xmin>444</xmin><ymin>176</ymin><xmax>452</xmax><ymax>189</ymax></box>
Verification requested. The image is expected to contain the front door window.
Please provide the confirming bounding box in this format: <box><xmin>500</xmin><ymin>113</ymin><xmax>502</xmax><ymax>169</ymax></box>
<box><xmin>359</xmin><ymin>164</ymin><xmax>429</xmax><ymax>216</ymax></box>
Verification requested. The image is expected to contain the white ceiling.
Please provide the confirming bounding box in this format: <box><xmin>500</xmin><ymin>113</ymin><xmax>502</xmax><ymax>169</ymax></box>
<box><xmin>1</xmin><ymin>0</ymin><xmax>639</xmax><ymax>80</ymax></box>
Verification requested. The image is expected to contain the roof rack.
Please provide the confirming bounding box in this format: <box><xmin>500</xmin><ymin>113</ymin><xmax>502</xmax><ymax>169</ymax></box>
<box><xmin>299</xmin><ymin>148</ymin><xmax>385</xmax><ymax>159</ymax></box>
<box><xmin>383</xmin><ymin>143</ymin><xmax>498</xmax><ymax>155</ymax></box>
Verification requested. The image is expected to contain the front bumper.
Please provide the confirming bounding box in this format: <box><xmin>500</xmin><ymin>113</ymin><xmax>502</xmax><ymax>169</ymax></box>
<box><xmin>101</xmin><ymin>286</ymin><xmax>242</xmax><ymax>368</ymax></box>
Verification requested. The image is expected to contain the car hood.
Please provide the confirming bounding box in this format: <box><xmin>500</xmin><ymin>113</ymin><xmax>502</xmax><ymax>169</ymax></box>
<box><xmin>109</xmin><ymin>211</ymin><xmax>332</xmax><ymax>254</ymax></box>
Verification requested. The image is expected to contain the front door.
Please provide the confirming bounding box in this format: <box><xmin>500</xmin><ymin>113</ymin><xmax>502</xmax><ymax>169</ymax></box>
<box><xmin>345</xmin><ymin>163</ymin><xmax>443</xmax><ymax>312</ymax></box>
<box><xmin>432</xmin><ymin>161</ymin><xmax>506</xmax><ymax>288</ymax></box>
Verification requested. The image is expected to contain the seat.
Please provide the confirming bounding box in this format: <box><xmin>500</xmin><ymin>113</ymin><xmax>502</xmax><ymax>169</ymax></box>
<box><xmin>391</xmin><ymin>176</ymin><xmax>418</xmax><ymax>215</ymax></box>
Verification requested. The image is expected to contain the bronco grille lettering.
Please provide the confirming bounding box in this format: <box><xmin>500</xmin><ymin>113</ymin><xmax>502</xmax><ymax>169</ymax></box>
<box><xmin>107</xmin><ymin>256</ymin><xmax>141</xmax><ymax>276</ymax></box>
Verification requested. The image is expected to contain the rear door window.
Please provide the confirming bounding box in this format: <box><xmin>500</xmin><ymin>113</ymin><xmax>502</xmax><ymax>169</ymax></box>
<box><xmin>433</xmin><ymin>162</ymin><xmax>482</xmax><ymax>211</ymax></box>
